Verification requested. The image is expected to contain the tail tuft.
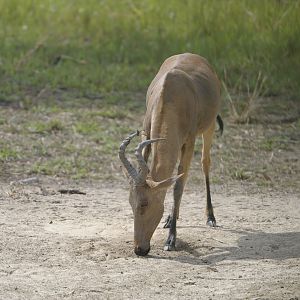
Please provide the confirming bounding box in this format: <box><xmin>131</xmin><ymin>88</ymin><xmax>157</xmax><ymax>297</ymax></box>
<box><xmin>216</xmin><ymin>115</ymin><xmax>224</xmax><ymax>136</ymax></box>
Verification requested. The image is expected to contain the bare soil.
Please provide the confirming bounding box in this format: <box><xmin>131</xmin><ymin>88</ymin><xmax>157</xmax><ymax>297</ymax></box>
<box><xmin>0</xmin><ymin>96</ymin><xmax>299</xmax><ymax>299</ymax></box>
<box><xmin>0</xmin><ymin>178</ymin><xmax>299</xmax><ymax>300</ymax></box>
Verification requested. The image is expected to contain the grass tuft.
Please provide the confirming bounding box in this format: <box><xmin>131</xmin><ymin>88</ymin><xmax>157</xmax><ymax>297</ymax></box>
<box><xmin>0</xmin><ymin>147</ymin><xmax>19</xmax><ymax>161</ymax></box>
<box><xmin>28</xmin><ymin>119</ymin><xmax>64</xmax><ymax>134</ymax></box>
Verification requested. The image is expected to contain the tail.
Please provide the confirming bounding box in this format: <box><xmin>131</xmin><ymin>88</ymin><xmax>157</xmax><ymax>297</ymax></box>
<box><xmin>216</xmin><ymin>115</ymin><xmax>224</xmax><ymax>136</ymax></box>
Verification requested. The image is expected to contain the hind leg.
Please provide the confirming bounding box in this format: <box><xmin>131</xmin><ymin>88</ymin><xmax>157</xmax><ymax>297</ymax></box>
<box><xmin>164</xmin><ymin>138</ymin><xmax>195</xmax><ymax>251</ymax></box>
<box><xmin>202</xmin><ymin>122</ymin><xmax>217</xmax><ymax>227</ymax></box>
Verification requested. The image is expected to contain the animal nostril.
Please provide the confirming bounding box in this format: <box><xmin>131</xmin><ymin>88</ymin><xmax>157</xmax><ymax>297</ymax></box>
<box><xmin>134</xmin><ymin>246</ymin><xmax>150</xmax><ymax>256</ymax></box>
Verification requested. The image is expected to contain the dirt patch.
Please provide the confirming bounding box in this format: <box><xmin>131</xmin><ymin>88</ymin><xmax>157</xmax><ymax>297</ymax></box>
<box><xmin>0</xmin><ymin>180</ymin><xmax>299</xmax><ymax>299</ymax></box>
<box><xmin>0</xmin><ymin>95</ymin><xmax>299</xmax><ymax>299</ymax></box>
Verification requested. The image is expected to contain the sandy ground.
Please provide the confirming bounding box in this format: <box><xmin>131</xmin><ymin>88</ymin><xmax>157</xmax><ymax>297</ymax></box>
<box><xmin>0</xmin><ymin>179</ymin><xmax>299</xmax><ymax>300</ymax></box>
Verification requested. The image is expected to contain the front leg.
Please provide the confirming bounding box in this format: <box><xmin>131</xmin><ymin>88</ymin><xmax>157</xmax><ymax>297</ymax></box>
<box><xmin>164</xmin><ymin>214</ymin><xmax>177</xmax><ymax>251</ymax></box>
<box><xmin>164</xmin><ymin>140</ymin><xmax>194</xmax><ymax>251</ymax></box>
<box><xmin>164</xmin><ymin>179</ymin><xmax>183</xmax><ymax>251</ymax></box>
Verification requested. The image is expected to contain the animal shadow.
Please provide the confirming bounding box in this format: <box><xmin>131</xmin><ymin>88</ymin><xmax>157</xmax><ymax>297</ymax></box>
<box><xmin>160</xmin><ymin>230</ymin><xmax>300</xmax><ymax>265</ymax></box>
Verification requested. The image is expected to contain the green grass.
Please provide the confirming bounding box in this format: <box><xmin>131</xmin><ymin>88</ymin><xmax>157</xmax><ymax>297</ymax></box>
<box><xmin>27</xmin><ymin>119</ymin><xmax>64</xmax><ymax>134</ymax></box>
<box><xmin>0</xmin><ymin>1</ymin><xmax>299</xmax><ymax>189</ymax></box>
<box><xmin>0</xmin><ymin>147</ymin><xmax>19</xmax><ymax>161</ymax></box>
<box><xmin>0</xmin><ymin>104</ymin><xmax>139</xmax><ymax>181</ymax></box>
<box><xmin>0</xmin><ymin>0</ymin><xmax>299</xmax><ymax>102</ymax></box>
<box><xmin>30</xmin><ymin>157</ymin><xmax>90</xmax><ymax>179</ymax></box>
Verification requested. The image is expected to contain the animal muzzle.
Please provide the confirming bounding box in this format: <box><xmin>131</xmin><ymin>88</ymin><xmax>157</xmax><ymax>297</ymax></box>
<box><xmin>134</xmin><ymin>246</ymin><xmax>150</xmax><ymax>256</ymax></box>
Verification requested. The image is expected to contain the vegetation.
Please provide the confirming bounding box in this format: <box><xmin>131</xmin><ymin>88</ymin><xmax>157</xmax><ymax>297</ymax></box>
<box><xmin>0</xmin><ymin>0</ymin><xmax>299</xmax><ymax>101</ymax></box>
<box><xmin>0</xmin><ymin>1</ymin><xmax>299</xmax><ymax>189</ymax></box>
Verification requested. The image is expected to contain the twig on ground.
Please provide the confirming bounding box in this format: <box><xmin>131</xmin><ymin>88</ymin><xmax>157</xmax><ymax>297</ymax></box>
<box><xmin>58</xmin><ymin>189</ymin><xmax>87</xmax><ymax>195</ymax></box>
<box><xmin>10</xmin><ymin>177</ymin><xmax>40</xmax><ymax>186</ymax></box>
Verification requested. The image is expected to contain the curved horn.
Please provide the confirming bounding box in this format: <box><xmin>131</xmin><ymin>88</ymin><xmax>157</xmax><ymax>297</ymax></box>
<box><xmin>119</xmin><ymin>131</ymin><xmax>140</xmax><ymax>182</ymax></box>
<box><xmin>135</xmin><ymin>138</ymin><xmax>166</xmax><ymax>183</ymax></box>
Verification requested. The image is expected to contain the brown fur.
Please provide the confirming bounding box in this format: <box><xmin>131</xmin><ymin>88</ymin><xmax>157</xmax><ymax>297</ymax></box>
<box><xmin>123</xmin><ymin>53</ymin><xmax>222</xmax><ymax>255</ymax></box>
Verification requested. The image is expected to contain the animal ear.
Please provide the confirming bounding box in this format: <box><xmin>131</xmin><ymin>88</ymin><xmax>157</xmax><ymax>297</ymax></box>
<box><xmin>146</xmin><ymin>174</ymin><xmax>184</xmax><ymax>191</ymax></box>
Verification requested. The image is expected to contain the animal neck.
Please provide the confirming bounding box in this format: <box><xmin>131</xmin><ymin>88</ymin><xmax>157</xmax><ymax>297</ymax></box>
<box><xmin>146</xmin><ymin>94</ymin><xmax>181</xmax><ymax>183</ymax></box>
<box><xmin>149</xmin><ymin>140</ymin><xmax>179</xmax><ymax>182</ymax></box>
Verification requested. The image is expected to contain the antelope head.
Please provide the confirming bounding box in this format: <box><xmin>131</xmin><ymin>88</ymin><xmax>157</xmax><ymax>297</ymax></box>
<box><xmin>119</xmin><ymin>131</ymin><xmax>180</xmax><ymax>256</ymax></box>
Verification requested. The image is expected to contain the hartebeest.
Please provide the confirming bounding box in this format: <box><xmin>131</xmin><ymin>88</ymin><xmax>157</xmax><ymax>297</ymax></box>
<box><xmin>119</xmin><ymin>53</ymin><xmax>223</xmax><ymax>256</ymax></box>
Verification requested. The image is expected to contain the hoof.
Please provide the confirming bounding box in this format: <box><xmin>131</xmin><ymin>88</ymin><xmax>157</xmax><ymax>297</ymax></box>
<box><xmin>207</xmin><ymin>217</ymin><xmax>217</xmax><ymax>227</ymax></box>
<box><xmin>164</xmin><ymin>234</ymin><xmax>176</xmax><ymax>251</ymax></box>
<box><xmin>164</xmin><ymin>244</ymin><xmax>176</xmax><ymax>251</ymax></box>
<box><xmin>163</xmin><ymin>215</ymin><xmax>172</xmax><ymax>228</ymax></box>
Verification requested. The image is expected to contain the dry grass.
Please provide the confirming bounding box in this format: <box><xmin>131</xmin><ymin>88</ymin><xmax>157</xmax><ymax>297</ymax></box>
<box><xmin>222</xmin><ymin>71</ymin><xmax>268</xmax><ymax>124</ymax></box>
